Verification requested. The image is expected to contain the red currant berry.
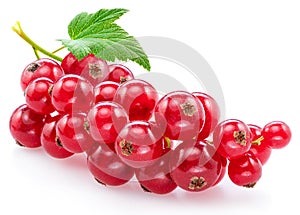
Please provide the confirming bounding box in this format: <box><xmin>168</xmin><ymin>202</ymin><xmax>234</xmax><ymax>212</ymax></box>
<box><xmin>87</xmin><ymin>101</ymin><xmax>129</xmax><ymax>145</ymax></box>
<box><xmin>69</xmin><ymin>54</ymin><xmax>109</xmax><ymax>86</ymax></box>
<box><xmin>228</xmin><ymin>153</ymin><xmax>262</xmax><ymax>187</ymax></box>
<box><xmin>25</xmin><ymin>77</ymin><xmax>54</xmax><ymax>115</ymax></box>
<box><xmin>51</xmin><ymin>74</ymin><xmax>94</xmax><ymax>113</ymax></box>
<box><xmin>61</xmin><ymin>52</ymin><xmax>77</xmax><ymax>74</ymax></box>
<box><xmin>21</xmin><ymin>58</ymin><xmax>64</xmax><ymax>91</ymax></box>
<box><xmin>170</xmin><ymin>141</ymin><xmax>222</xmax><ymax>192</ymax></box>
<box><xmin>106</xmin><ymin>64</ymin><xmax>134</xmax><ymax>84</ymax></box>
<box><xmin>154</xmin><ymin>91</ymin><xmax>205</xmax><ymax>141</ymax></box>
<box><xmin>94</xmin><ymin>81</ymin><xmax>120</xmax><ymax>103</ymax></box>
<box><xmin>135</xmin><ymin>156</ymin><xmax>177</xmax><ymax>194</ymax></box>
<box><xmin>113</xmin><ymin>79</ymin><xmax>158</xmax><ymax>121</ymax></box>
<box><xmin>41</xmin><ymin>114</ymin><xmax>74</xmax><ymax>159</ymax></box>
<box><xmin>213</xmin><ymin>119</ymin><xmax>251</xmax><ymax>159</ymax></box>
<box><xmin>115</xmin><ymin>121</ymin><xmax>165</xmax><ymax>168</ymax></box>
<box><xmin>9</xmin><ymin>104</ymin><xmax>45</xmax><ymax>148</ymax></box>
<box><xmin>248</xmin><ymin>124</ymin><xmax>272</xmax><ymax>165</ymax></box>
<box><xmin>192</xmin><ymin>92</ymin><xmax>220</xmax><ymax>140</ymax></box>
<box><xmin>212</xmin><ymin>155</ymin><xmax>227</xmax><ymax>186</ymax></box>
<box><xmin>56</xmin><ymin>112</ymin><xmax>95</xmax><ymax>153</ymax></box>
<box><xmin>262</xmin><ymin>121</ymin><xmax>292</xmax><ymax>149</ymax></box>
<box><xmin>87</xmin><ymin>143</ymin><xmax>134</xmax><ymax>186</ymax></box>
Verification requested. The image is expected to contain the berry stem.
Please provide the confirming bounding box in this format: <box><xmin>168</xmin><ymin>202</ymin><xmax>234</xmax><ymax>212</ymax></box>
<box><xmin>252</xmin><ymin>136</ymin><xmax>264</xmax><ymax>145</ymax></box>
<box><xmin>12</xmin><ymin>21</ymin><xmax>63</xmax><ymax>62</ymax></box>
<box><xmin>32</xmin><ymin>47</ymin><xmax>41</xmax><ymax>59</ymax></box>
<box><xmin>52</xmin><ymin>46</ymin><xmax>65</xmax><ymax>54</ymax></box>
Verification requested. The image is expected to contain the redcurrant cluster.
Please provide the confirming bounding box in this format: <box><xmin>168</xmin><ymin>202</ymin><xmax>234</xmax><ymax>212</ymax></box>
<box><xmin>9</xmin><ymin>53</ymin><xmax>292</xmax><ymax>194</ymax></box>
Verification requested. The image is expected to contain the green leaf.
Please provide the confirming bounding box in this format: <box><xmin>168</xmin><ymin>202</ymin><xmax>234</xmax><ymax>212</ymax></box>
<box><xmin>60</xmin><ymin>8</ymin><xmax>151</xmax><ymax>71</ymax></box>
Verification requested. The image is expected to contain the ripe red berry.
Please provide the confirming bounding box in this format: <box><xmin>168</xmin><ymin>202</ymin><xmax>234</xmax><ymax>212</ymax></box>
<box><xmin>192</xmin><ymin>92</ymin><xmax>220</xmax><ymax>140</ymax></box>
<box><xmin>154</xmin><ymin>91</ymin><xmax>205</xmax><ymax>141</ymax></box>
<box><xmin>41</xmin><ymin>114</ymin><xmax>74</xmax><ymax>159</ymax></box>
<box><xmin>25</xmin><ymin>77</ymin><xmax>55</xmax><ymax>115</ymax></box>
<box><xmin>87</xmin><ymin>143</ymin><xmax>134</xmax><ymax>186</ymax></box>
<box><xmin>170</xmin><ymin>141</ymin><xmax>222</xmax><ymax>192</ymax></box>
<box><xmin>113</xmin><ymin>79</ymin><xmax>158</xmax><ymax>121</ymax></box>
<box><xmin>9</xmin><ymin>104</ymin><xmax>45</xmax><ymax>148</ymax></box>
<box><xmin>94</xmin><ymin>81</ymin><xmax>120</xmax><ymax>103</ymax></box>
<box><xmin>115</xmin><ymin>121</ymin><xmax>165</xmax><ymax>168</ymax></box>
<box><xmin>213</xmin><ymin>119</ymin><xmax>251</xmax><ymax>159</ymax></box>
<box><xmin>106</xmin><ymin>64</ymin><xmax>134</xmax><ymax>84</ymax></box>
<box><xmin>212</xmin><ymin>155</ymin><xmax>227</xmax><ymax>186</ymax></box>
<box><xmin>61</xmin><ymin>52</ymin><xmax>78</xmax><ymax>74</ymax></box>
<box><xmin>262</xmin><ymin>121</ymin><xmax>292</xmax><ymax>149</ymax></box>
<box><xmin>21</xmin><ymin>58</ymin><xmax>64</xmax><ymax>91</ymax></box>
<box><xmin>51</xmin><ymin>74</ymin><xmax>94</xmax><ymax>113</ymax></box>
<box><xmin>228</xmin><ymin>153</ymin><xmax>262</xmax><ymax>187</ymax></box>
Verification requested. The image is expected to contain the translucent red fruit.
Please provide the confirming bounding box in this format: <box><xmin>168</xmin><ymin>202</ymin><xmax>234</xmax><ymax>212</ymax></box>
<box><xmin>55</xmin><ymin>112</ymin><xmax>95</xmax><ymax>154</ymax></box>
<box><xmin>192</xmin><ymin>92</ymin><xmax>220</xmax><ymax>140</ymax></box>
<box><xmin>115</xmin><ymin>121</ymin><xmax>165</xmax><ymax>168</ymax></box>
<box><xmin>87</xmin><ymin>102</ymin><xmax>129</xmax><ymax>145</ymax></box>
<box><xmin>51</xmin><ymin>74</ymin><xmax>94</xmax><ymax>114</ymax></box>
<box><xmin>248</xmin><ymin>124</ymin><xmax>272</xmax><ymax>165</ymax></box>
<box><xmin>21</xmin><ymin>58</ymin><xmax>64</xmax><ymax>91</ymax></box>
<box><xmin>212</xmin><ymin>155</ymin><xmax>227</xmax><ymax>186</ymax></box>
<box><xmin>213</xmin><ymin>119</ymin><xmax>252</xmax><ymax>159</ymax></box>
<box><xmin>170</xmin><ymin>141</ymin><xmax>222</xmax><ymax>192</ymax></box>
<box><xmin>154</xmin><ymin>91</ymin><xmax>205</xmax><ymax>141</ymax></box>
<box><xmin>106</xmin><ymin>64</ymin><xmax>134</xmax><ymax>84</ymax></box>
<box><xmin>69</xmin><ymin>53</ymin><xmax>109</xmax><ymax>86</ymax></box>
<box><xmin>9</xmin><ymin>104</ymin><xmax>45</xmax><ymax>148</ymax></box>
<box><xmin>25</xmin><ymin>77</ymin><xmax>54</xmax><ymax>115</ymax></box>
<box><xmin>94</xmin><ymin>81</ymin><xmax>120</xmax><ymax>103</ymax></box>
<box><xmin>87</xmin><ymin>143</ymin><xmax>134</xmax><ymax>186</ymax></box>
<box><xmin>228</xmin><ymin>153</ymin><xmax>262</xmax><ymax>187</ymax></box>
<box><xmin>61</xmin><ymin>52</ymin><xmax>77</xmax><ymax>74</ymax></box>
<box><xmin>41</xmin><ymin>114</ymin><xmax>74</xmax><ymax>159</ymax></box>
<box><xmin>113</xmin><ymin>79</ymin><xmax>158</xmax><ymax>121</ymax></box>
<box><xmin>262</xmin><ymin>121</ymin><xmax>292</xmax><ymax>149</ymax></box>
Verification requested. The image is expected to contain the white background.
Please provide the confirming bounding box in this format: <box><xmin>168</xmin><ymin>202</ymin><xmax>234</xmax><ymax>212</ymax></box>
<box><xmin>0</xmin><ymin>0</ymin><xmax>299</xmax><ymax>214</ymax></box>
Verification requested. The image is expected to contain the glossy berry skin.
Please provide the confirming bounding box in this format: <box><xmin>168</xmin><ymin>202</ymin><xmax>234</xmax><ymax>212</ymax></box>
<box><xmin>61</xmin><ymin>52</ymin><xmax>78</xmax><ymax>74</ymax></box>
<box><xmin>56</xmin><ymin>112</ymin><xmax>95</xmax><ymax>153</ymax></box>
<box><xmin>170</xmin><ymin>141</ymin><xmax>222</xmax><ymax>192</ymax></box>
<box><xmin>51</xmin><ymin>74</ymin><xmax>94</xmax><ymax>113</ymax></box>
<box><xmin>213</xmin><ymin>119</ymin><xmax>251</xmax><ymax>160</ymax></box>
<box><xmin>69</xmin><ymin>54</ymin><xmax>109</xmax><ymax>86</ymax></box>
<box><xmin>87</xmin><ymin>143</ymin><xmax>134</xmax><ymax>186</ymax></box>
<box><xmin>87</xmin><ymin>102</ymin><xmax>129</xmax><ymax>144</ymax></box>
<box><xmin>248</xmin><ymin>124</ymin><xmax>272</xmax><ymax>165</ymax></box>
<box><xmin>25</xmin><ymin>77</ymin><xmax>55</xmax><ymax>115</ymax></box>
<box><xmin>228</xmin><ymin>153</ymin><xmax>262</xmax><ymax>187</ymax></box>
<box><xmin>154</xmin><ymin>91</ymin><xmax>205</xmax><ymax>141</ymax></box>
<box><xmin>192</xmin><ymin>92</ymin><xmax>220</xmax><ymax>140</ymax></box>
<box><xmin>94</xmin><ymin>81</ymin><xmax>120</xmax><ymax>103</ymax></box>
<box><xmin>135</xmin><ymin>155</ymin><xmax>177</xmax><ymax>194</ymax></box>
<box><xmin>262</xmin><ymin>121</ymin><xmax>292</xmax><ymax>149</ymax></box>
<box><xmin>9</xmin><ymin>104</ymin><xmax>45</xmax><ymax>148</ymax></box>
<box><xmin>106</xmin><ymin>64</ymin><xmax>134</xmax><ymax>84</ymax></box>
<box><xmin>21</xmin><ymin>58</ymin><xmax>64</xmax><ymax>91</ymax></box>
<box><xmin>212</xmin><ymin>155</ymin><xmax>227</xmax><ymax>186</ymax></box>
<box><xmin>41</xmin><ymin>114</ymin><xmax>74</xmax><ymax>159</ymax></box>
<box><xmin>113</xmin><ymin>79</ymin><xmax>158</xmax><ymax>121</ymax></box>
<box><xmin>115</xmin><ymin>121</ymin><xmax>165</xmax><ymax>168</ymax></box>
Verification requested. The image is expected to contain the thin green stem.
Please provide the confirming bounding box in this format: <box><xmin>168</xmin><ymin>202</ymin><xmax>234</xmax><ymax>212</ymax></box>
<box><xmin>32</xmin><ymin>47</ymin><xmax>41</xmax><ymax>59</ymax></box>
<box><xmin>12</xmin><ymin>21</ymin><xmax>63</xmax><ymax>62</ymax></box>
<box><xmin>52</xmin><ymin>46</ymin><xmax>65</xmax><ymax>54</ymax></box>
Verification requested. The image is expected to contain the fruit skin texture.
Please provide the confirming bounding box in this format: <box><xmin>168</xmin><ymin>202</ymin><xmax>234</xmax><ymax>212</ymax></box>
<box><xmin>106</xmin><ymin>64</ymin><xmax>134</xmax><ymax>84</ymax></box>
<box><xmin>115</xmin><ymin>121</ymin><xmax>165</xmax><ymax>168</ymax></box>
<box><xmin>41</xmin><ymin>114</ymin><xmax>74</xmax><ymax>159</ymax></box>
<box><xmin>212</xmin><ymin>155</ymin><xmax>227</xmax><ymax>186</ymax></box>
<box><xmin>248</xmin><ymin>124</ymin><xmax>272</xmax><ymax>165</ymax></box>
<box><xmin>21</xmin><ymin>58</ymin><xmax>64</xmax><ymax>91</ymax></box>
<box><xmin>154</xmin><ymin>91</ymin><xmax>205</xmax><ymax>141</ymax></box>
<box><xmin>113</xmin><ymin>79</ymin><xmax>158</xmax><ymax>121</ymax></box>
<box><xmin>213</xmin><ymin>119</ymin><xmax>252</xmax><ymax>160</ymax></box>
<box><xmin>25</xmin><ymin>77</ymin><xmax>55</xmax><ymax>115</ymax></box>
<box><xmin>87</xmin><ymin>101</ymin><xmax>129</xmax><ymax>144</ymax></box>
<box><xmin>170</xmin><ymin>141</ymin><xmax>222</xmax><ymax>192</ymax></box>
<box><xmin>192</xmin><ymin>92</ymin><xmax>220</xmax><ymax>140</ymax></box>
<box><xmin>228</xmin><ymin>153</ymin><xmax>262</xmax><ymax>187</ymax></box>
<box><xmin>94</xmin><ymin>81</ymin><xmax>120</xmax><ymax>103</ymax></box>
<box><xmin>51</xmin><ymin>74</ymin><xmax>94</xmax><ymax>114</ymax></box>
<box><xmin>61</xmin><ymin>52</ymin><xmax>77</xmax><ymax>74</ymax></box>
<box><xmin>262</xmin><ymin>121</ymin><xmax>292</xmax><ymax>149</ymax></box>
<box><xmin>87</xmin><ymin>143</ymin><xmax>134</xmax><ymax>186</ymax></box>
<box><xmin>9</xmin><ymin>104</ymin><xmax>45</xmax><ymax>148</ymax></box>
